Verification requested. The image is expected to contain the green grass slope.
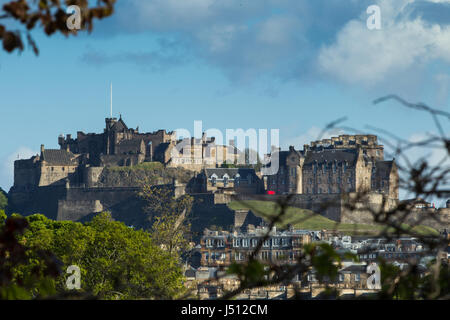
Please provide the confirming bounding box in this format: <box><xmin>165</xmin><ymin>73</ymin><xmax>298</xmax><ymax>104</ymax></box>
<box><xmin>228</xmin><ymin>200</ymin><xmax>438</xmax><ymax>236</ymax></box>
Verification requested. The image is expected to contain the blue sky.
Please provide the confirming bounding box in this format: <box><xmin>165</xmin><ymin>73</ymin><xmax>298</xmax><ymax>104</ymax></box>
<box><xmin>0</xmin><ymin>0</ymin><xmax>449</xmax><ymax>202</ymax></box>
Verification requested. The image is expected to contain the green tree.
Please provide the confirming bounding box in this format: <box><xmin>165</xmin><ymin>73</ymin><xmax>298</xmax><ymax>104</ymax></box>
<box><xmin>0</xmin><ymin>215</ymin><xmax>61</xmax><ymax>299</ymax></box>
<box><xmin>138</xmin><ymin>185</ymin><xmax>193</xmax><ymax>255</ymax></box>
<box><xmin>20</xmin><ymin>212</ymin><xmax>185</xmax><ymax>299</ymax></box>
<box><xmin>0</xmin><ymin>188</ymin><xmax>7</xmax><ymax>211</ymax></box>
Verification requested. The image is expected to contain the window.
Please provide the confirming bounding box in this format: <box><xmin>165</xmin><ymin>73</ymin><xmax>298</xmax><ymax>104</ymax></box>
<box><xmin>355</xmin><ymin>273</ymin><xmax>361</xmax><ymax>282</ymax></box>
<box><xmin>282</xmin><ymin>238</ymin><xmax>289</xmax><ymax>246</ymax></box>
<box><xmin>233</xmin><ymin>238</ymin><xmax>241</xmax><ymax>247</ymax></box>
<box><xmin>251</xmin><ymin>238</ymin><xmax>258</xmax><ymax>247</ymax></box>
<box><xmin>273</xmin><ymin>238</ymin><xmax>280</xmax><ymax>247</ymax></box>
<box><xmin>242</xmin><ymin>238</ymin><xmax>249</xmax><ymax>247</ymax></box>
<box><xmin>263</xmin><ymin>239</ymin><xmax>270</xmax><ymax>247</ymax></box>
<box><xmin>211</xmin><ymin>177</ymin><xmax>216</xmax><ymax>186</ymax></box>
<box><xmin>339</xmin><ymin>274</ymin><xmax>344</xmax><ymax>282</ymax></box>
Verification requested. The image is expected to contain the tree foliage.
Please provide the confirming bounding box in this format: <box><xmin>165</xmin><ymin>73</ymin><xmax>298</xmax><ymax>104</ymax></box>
<box><xmin>1</xmin><ymin>212</ymin><xmax>185</xmax><ymax>299</ymax></box>
<box><xmin>0</xmin><ymin>188</ymin><xmax>7</xmax><ymax>211</ymax></box>
<box><xmin>138</xmin><ymin>185</ymin><xmax>193</xmax><ymax>255</ymax></box>
<box><xmin>0</xmin><ymin>0</ymin><xmax>116</xmax><ymax>55</ymax></box>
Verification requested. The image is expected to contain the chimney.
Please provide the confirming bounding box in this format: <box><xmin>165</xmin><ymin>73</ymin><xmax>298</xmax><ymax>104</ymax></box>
<box><xmin>40</xmin><ymin>144</ymin><xmax>45</xmax><ymax>156</ymax></box>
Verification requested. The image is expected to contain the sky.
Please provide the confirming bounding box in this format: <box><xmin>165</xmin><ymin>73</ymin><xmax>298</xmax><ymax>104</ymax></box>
<box><xmin>0</xmin><ymin>0</ymin><xmax>449</xmax><ymax>203</ymax></box>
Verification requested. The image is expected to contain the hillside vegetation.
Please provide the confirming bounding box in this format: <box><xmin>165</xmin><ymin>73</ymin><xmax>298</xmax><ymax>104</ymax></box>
<box><xmin>98</xmin><ymin>162</ymin><xmax>195</xmax><ymax>187</ymax></box>
<box><xmin>228</xmin><ymin>200</ymin><xmax>438</xmax><ymax>236</ymax></box>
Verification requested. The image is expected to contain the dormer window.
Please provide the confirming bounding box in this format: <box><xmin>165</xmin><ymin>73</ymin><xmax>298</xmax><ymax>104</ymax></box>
<box><xmin>234</xmin><ymin>174</ymin><xmax>240</xmax><ymax>186</ymax></box>
<box><xmin>211</xmin><ymin>174</ymin><xmax>218</xmax><ymax>186</ymax></box>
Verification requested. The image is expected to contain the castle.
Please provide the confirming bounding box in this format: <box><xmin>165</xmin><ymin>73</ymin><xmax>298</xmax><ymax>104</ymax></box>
<box><xmin>14</xmin><ymin>117</ymin><xmax>443</xmax><ymax>229</ymax></box>
<box><xmin>266</xmin><ymin>134</ymin><xmax>398</xmax><ymax>201</ymax></box>
<box><xmin>12</xmin><ymin>116</ymin><xmax>242</xmax><ymax>191</ymax></box>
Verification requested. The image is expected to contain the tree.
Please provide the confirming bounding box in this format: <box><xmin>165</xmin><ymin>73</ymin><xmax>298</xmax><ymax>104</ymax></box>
<box><xmin>0</xmin><ymin>215</ymin><xmax>61</xmax><ymax>299</ymax></box>
<box><xmin>138</xmin><ymin>185</ymin><xmax>193</xmax><ymax>255</ymax></box>
<box><xmin>0</xmin><ymin>188</ymin><xmax>7</xmax><ymax>211</ymax></box>
<box><xmin>19</xmin><ymin>212</ymin><xmax>186</xmax><ymax>299</ymax></box>
<box><xmin>0</xmin><ymin>0</ymin><xmax>116</xmax><ymax>55</ymax></box>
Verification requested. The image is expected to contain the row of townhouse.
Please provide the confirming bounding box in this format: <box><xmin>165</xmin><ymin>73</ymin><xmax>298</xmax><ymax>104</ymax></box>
<box><xmin>200</xmin><ymin>226</ymin><xmax>312</xmax><ymax>267</ymax></box>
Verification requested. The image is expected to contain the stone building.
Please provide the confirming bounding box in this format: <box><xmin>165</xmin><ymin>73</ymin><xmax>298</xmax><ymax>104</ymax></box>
<box><xmin>190</xmin><ymin>168</ymin><xmax>264</xmax><ymax>195</ymax></box>
<box><xmin>266</xmin><ymin>134</ymin><xmax>398</xmax><ymax>201</ymax></box>
<box><xmin>165</xmin><ymin>135</ymin><xmax>242</xmax><ymax>171</ymax></box>
<box><xmin>200</xmin><ymin>226</ymin><xmax>312</xmax><ymax>267</ymax></box>
<box><xmin>58</xmin><ymin>115</ymin><xmax>175</xmax><ymax>167</ymax></box>
<box><xmin>12</xmin><ymin>116</ymin><xmax>244</xmax><ymax>191</ymax></box>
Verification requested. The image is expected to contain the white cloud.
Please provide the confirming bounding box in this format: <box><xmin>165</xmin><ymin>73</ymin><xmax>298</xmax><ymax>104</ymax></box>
<box><xmin>318</xmin><ymin>1</ymin><xmax>450</xmax><ymax>85</ymax></box>
<box><xmin>0</xmin><ymin>147</ymin><xmax>36</xmax><ymax>192</ymax></box>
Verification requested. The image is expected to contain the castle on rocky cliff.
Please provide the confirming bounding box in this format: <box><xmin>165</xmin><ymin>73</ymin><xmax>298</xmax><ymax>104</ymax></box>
<box><xmin>12</xmin><ymin>116</ymin><xmax>241</xmax><ymax>191</ymax></box>
<box><xmin>15</xmin><ymin>117</ymin><xmax>444</xmax><ymax>230</ymax></box>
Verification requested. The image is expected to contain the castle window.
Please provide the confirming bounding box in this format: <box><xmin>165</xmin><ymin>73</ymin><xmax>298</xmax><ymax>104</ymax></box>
<box><xmin>223</xmin><ymin>174</ymin><xmax>229</xmax><ymax>187</ymax></box>
<box><xmin>211</xmin><ymin>175</ymin><xmax>217</xmax><ymax>186</ymax></box>
<box><xmin>234</xmin><ymin>174</ymin><xmax>240</xmax><ymax>186</ymax></box>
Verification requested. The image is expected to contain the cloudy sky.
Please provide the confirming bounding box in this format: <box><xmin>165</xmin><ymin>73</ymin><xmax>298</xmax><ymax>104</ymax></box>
<box><xmin>0</xmin><ymin>0</ymin><xmax>449</xmax><ymax>199</ymax></box>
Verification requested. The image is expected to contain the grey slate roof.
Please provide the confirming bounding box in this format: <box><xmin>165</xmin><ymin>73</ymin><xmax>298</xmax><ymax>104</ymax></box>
<box><xmin>205</xmin><ymin>168</ymin><xmax>256</xmax><ymax>179</ymax></box>
<box><xmin>340</xmin><ymin>264</ymin><xmax>367</xmax><ymax>273</ymax></box>
<box><xmin>42</xmin><ymin>149</ymin><xmax>78</xmax><ymax>165</ymax></box>
<box><xmin>373</xmin><ymin>160</ymin><xmax>394</xmax><ymax>177</ymax></box>
<box><xmin>117</xmin><ymin>139</ymin><xmax>144</xmax><ymax>150</ymax></box>
<box><xmin>304</xmin><ymin>149</ymin><xmax>357</xmax><ymax>166</ymax></box>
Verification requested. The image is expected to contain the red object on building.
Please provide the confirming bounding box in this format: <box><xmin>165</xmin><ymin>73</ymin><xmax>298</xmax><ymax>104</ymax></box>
<box><xmin>267</xmin><ymin>190</ymin><xmax>275</xmax><ymax>195</ymax></box>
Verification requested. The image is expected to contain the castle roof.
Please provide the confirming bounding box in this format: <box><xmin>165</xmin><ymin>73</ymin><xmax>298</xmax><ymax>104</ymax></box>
<box><xmin>304</xmin><ymin>149</ymin><xmax>357</xmax><ymax>166</ymax></box>
<box><xmin>42</xmin><ymin>149</ymin><xmax>78</xmax><ymax>166</ymax></box>
<box><xmin>116</xmin><ymin>139</ymin><xmax>144</xmax><ymax>151</ymax></box>
<box><xmin>204</xmin><ymin>168</ymin><xmax>257</xmax><ymax>179</ymax></box>
<box><xmin>110</xmin><ymin>117</ymin><xmax>128</xmax><ymax>132</ymax></box>
<box><xmin>373</xmin><ymin>160</ymin><xmax>394</xmax><ymax>178</ymax></box>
